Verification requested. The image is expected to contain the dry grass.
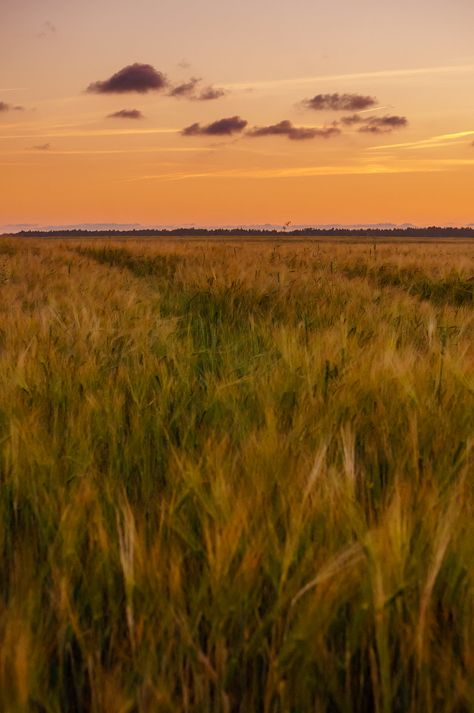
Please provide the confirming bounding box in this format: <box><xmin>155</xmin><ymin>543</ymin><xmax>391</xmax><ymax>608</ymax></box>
<box><xmin>0</xmin><ymin>236</ymin><xmax>472</xmax><ymax>712</ymax></box>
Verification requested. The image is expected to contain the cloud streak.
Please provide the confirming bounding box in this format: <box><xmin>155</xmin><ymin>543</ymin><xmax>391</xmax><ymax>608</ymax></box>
<box><xmin>11</xmin><ymin>147</ymin><xmax>211</xmax><ymax>156</ymax></box>
<box><xmin>0</xmin><ymin>127</ymin><xmax>178</xmax><ymax>140</ymax></box>
<box><xmin>128</xmin><ymin>161</ymin><xmax>452</xmax><ymax>183</ymax></box>
<box><xmin>247</xmin><ymin>120</ymin><xmax>340</xmax><ymax>141</ymax></box>
<box><xmin>182</xmin><ymin>116</ymin><xmax>247</xmax><ymax>136</ymax></box>
<box><xmin>87</xmin><ymin>64</ymin><xmax>168</xmax><ymax>94</ymax></box>
<box><xmin>225</xmin><ymin>63</ymin><xmax>474</xmax><ymax>90</ymax></box>
<box><xmin>369</xmin><ymin>130</ymin><xmax>474</xmax><ymax>151</ymax></box>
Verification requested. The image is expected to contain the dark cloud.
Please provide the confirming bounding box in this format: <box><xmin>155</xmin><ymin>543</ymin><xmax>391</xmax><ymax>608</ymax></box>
<box><xmin>107</xmin><ymin>109</ymin><xmax>144</xmax><ymax>119</ymax></box>
<box><xmin>0</xmin><ymin>102</ymin><xmax>25</xmax><ymax>112</ymax></box>
<box><xmin>303</xmin><ymin>93</ymin><xmax>377</xmax><ymax>111</ymax></box>
<box><xmin>169</xmin><ymin>77</ymin><xmax>226</xmax><ymax>101</ymax></box>
<box><xmin>169</xmin><ymin>77</ymin><xmax>201</xmax><ymax>98</ymax></box>
<box><xmin>358</xmin><ymin>115</ymin><xmax>408</xmax><ymax>133</ymax></box>
<box><xmin>87</xmin><ymin>63</ymin><xmax>168</xmax><ymax>94</ymax></box>
<box><xmin>182</xmin><ymin>116</ymin><xmax>247</xmax><ymax>136</ymax></box>
<box><xmin>247</xmin><ymin>120</ymin><xmax>341</xmax><ymax>141</ymax></box>
<box><xmin>32</xmin><ymin>143</ymin><xmax>51</xmax><ymax>151</ymax></box>
<box><xmin>338</xmin><ymin>114</ymin><xmax>408</xmax><ymax>133</ymax></box>
<box><xmin>87</xmin><ymin>64</ymin><xmax>224</xmax><ymax>100</ymax></box>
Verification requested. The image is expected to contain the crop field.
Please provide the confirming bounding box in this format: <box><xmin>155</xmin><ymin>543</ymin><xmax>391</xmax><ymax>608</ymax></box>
<box><xmin>0</xmin><ymin>236</ymin><xmax>473</xmax><ymax>713</ymax></box>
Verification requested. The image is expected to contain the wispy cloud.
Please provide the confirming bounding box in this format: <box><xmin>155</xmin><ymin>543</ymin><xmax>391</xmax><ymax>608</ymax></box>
<box><xmin>9</xmin><ymin>146</ymin><xmax>211</xmax><ymax>156</ymax></box>
<box><xmin>0</xmin><ymin>127</ymin><xmax>178</xmax><ymax>140</ymax></box>
<box><xmin>357</xmin><ymin>105</ymin><xmax>391</xmax><ymax>114</ymax></box>
<box><xmin>32</xmin><ymin>143</ymin><xmax>51</xmax><ymax>151</ymax></box>
<box><xmin>225</xmin><ymin>63</ymin><xmax>474</xmax><ymax>90</ymax></box>
<box><xmin>127</xmin><ymin>161</ymin><xmax>456</xmax><ymax>183</ymax></box>
<box><xmin>369</xmin><ymin>130</ymin><xmax>474</xmax><ymax>151</ymax></box>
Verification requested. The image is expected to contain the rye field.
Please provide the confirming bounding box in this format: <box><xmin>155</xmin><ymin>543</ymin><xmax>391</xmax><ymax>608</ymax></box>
<box><xmin>0</xmin><ymin>236</ymin><xmax>473</xmax><ymax>713</ymax></box>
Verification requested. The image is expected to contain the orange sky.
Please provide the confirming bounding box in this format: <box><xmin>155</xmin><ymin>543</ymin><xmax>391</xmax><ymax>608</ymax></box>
<box><xmin>1</xmin><ymin>0</ymin><xmax>474</xmax><ymax>228</ymax></box>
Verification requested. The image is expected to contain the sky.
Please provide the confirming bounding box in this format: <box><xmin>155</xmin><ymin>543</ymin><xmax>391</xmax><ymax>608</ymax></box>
<box><xmin>1</xmin><ymin>0</ymin><xmax>474</xmax><ymax>228</ymax></box>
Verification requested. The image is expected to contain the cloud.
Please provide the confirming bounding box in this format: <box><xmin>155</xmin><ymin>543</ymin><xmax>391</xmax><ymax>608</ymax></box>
<box><xmin>339</xmin><ymin>113</ymin><xmax>408</xmax><ymax>133</ymax></box>
<box><xmin>169</xmin><ymin>77</ymin><xmax>201</xmax><ymax>98</ymax></box>
<box><xmin>168</xmin><ymin>77</ymin><xmax>226</xmax><ymax>101</ymax></box>
<box><xmin>182</xmin><ymin>116</ymin><xmax>247</xmax><ymax>136</ymax></box>
<box><xmin>358</xmin><ymin>115</ymin><xmax>408</xmax><ymax>134</ymax></box>
<box><xmin>32</xmin><ymin>143</ymin><xmax>51</xmax><ymax>151</ymax></box>
<box><xmin>87</xmin><ymin>63</ymin><xmax>168</xmax><ymax>94</ymax></box>
<box><xmin>247</xmin><ymin>120</ymin><xmax>340</xmax><ymax>141</ymax></box>
<box><xmin>302</xmin><ymin>93</ymin><xmax>377</xmax><ymax>111</ymax></box>
<box><xmin>88</xmin><ymin>64</ymin><xmax>225</xmax><ymax>100</ymax></box>
<box><xmin>36</xmin><ymin>21</ymin><xmax>56</xmax><ymax>39</ymax></box>
<box><xmin>340</xmin><ymin>114</ymin><xmax>363</xmax><ymax>126</ymax></box>
<box><xmin>197</xmin><ymin>85</ymin><xmax>226</xmax><ymax>101</ymax></box>
<box><xmin>0</xmin><ymin>102</ymin><xmax>25</xmax><ymax>112</ymax></box>
<box><xmin>107</xmin><ymin>109</ymin><xmax>144</xmax><ymax>119</ymax></box>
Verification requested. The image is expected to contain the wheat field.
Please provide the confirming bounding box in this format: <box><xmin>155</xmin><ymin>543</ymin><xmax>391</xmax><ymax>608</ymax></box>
<box><xmin>0</xmin><ymin>236</ymin><xmax>472</xmax><ymax>713</ymax></box>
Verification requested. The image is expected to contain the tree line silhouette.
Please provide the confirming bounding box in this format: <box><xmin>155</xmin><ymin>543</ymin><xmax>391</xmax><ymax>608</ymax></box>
<box><xmin>7</xmin><ymin>226</ymin><xmax>474</xmax><ymax>238</ymax></box>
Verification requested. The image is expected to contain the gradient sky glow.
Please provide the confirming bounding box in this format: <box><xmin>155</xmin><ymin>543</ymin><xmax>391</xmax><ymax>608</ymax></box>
<box><xmin>2</xmin><ymin>0</ymin><xmax>474</xmax><ymax>227</ymax></box>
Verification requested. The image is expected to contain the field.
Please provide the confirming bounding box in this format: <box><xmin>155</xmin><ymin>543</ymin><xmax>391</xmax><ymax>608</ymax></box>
<box><xmin>0</xmin><ymin>236</ymin><xmax>472</xmax><ymax>713</ymax></box>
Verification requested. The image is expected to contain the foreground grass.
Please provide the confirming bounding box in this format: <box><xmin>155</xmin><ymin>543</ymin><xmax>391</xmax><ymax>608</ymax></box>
<box><xmin>0</xmin><ymin>237</ymin><xmax>473</xmax><ymax>712</ymax></box>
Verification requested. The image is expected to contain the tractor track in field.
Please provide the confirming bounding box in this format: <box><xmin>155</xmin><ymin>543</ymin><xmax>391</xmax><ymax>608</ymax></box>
<box><xmin>339</xmin><ymin>263</ymin><xmax>473</xmax><ymax>307</ymax></box>
<box><xmin>73</xmin><ymin>244</ymin><xmax>473</xmax><ymax>309</ymax></box>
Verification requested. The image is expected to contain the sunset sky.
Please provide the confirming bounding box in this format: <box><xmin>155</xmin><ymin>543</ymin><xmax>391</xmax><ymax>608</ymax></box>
<box><xmin>1</xmin><ymin>0</ymin><xmax>474</xmax><ymax>228</ymax></box>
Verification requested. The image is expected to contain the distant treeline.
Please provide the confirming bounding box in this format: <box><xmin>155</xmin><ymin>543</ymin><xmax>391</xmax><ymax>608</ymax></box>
<box><xmin>8</xmin><ymin>226</ymin><xmax>474</xmax><ymax>238</ymax></box>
